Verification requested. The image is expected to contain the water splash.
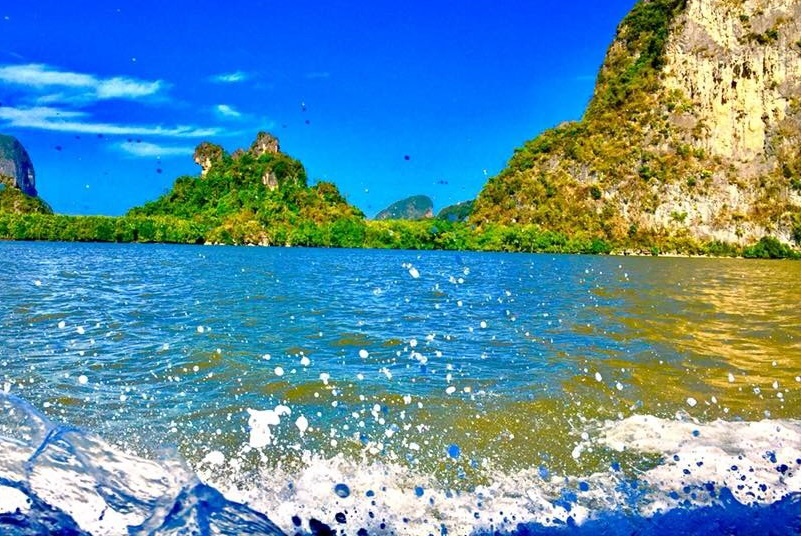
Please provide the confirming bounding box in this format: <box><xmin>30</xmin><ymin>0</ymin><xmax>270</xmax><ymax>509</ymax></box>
<box><xmin>0</xmin><ymin>394</ymin><xmax>283</xmax><ymax>535</ymax></box>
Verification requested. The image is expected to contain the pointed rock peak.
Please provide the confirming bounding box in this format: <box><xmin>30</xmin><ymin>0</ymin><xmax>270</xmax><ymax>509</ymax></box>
<box><xmin>0</xmin><ymin>134</ymin><xmax>37</xmax><ymax>197</ymax></box>
<box><xmin>249</xmin><ymin>132</ymin><xmax>280</xmax><ymax>157</ymax></box>
<box><xmin>193</xmin><ymin>142</ymin><xmax>226</xmax><ymax>177</ymax></box>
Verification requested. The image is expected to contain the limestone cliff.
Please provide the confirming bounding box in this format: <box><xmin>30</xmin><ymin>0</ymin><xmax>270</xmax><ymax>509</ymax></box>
<box><xmin>472</xmin><ymin>0</ymin><xmax>801</xmax><ymax>249</ymax></box>
<box><xmin>0</xmin><ymin>134</ymin><xmax>37</xmax><ymax>197</ymax></box>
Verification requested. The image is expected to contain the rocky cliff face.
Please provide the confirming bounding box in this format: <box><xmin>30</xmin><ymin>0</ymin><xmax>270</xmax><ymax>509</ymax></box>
<box><xmin>662</xmin><ymin>0</ymin><xmax>799</xmax><ymax>163</ymax></box>
<box><xmin>0</xmin><ymin>134</ymin><xmax>37</xmax><ymax>197</ymax></box>
<box><xmin>472</xmin><ymin>0</ymin><xmax>801</xmax><ymax>249</ymax></box>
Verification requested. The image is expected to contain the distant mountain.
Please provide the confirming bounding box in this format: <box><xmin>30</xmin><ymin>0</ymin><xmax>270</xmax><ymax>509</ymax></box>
<box><xmin>472</xmin><ymin>0</ymin><xmax>801</xmax><ymax>248</ymax></box>
<box><xmin>0</xmin><ymin>134</ymin><xmax>52</xmax><ymax>214</ymax></box>
<box><xmin>437</xmin><ymin>200</ymin><xmax>474</xmax><ymax>222</ymax></box>
<box><xmin>129</xmin><ymin>132</ymin><xmax>364</xmax><ymax>245</ymax></box>
<box><xmin>374</xmin><ymin>195</ymin><xmax>434</xmax><ymax>220</ymax></box>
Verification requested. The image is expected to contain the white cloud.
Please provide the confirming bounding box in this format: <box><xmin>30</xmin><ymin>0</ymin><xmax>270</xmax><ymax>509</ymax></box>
<box><xmin>0</xmin><ymin>63</ymin><xmax>164</xmax><ymax>101</ymax></box>
<box><xmin>211</xmin><ymin>71</ymin><xmax>249</xmax><ymax>83</ymax></box>
<box><xmin>117</xmin><ymin>141</ymin><xmax>195</xmax><ymax>158</ymax></box>
<box><xmin>96</xmin><ymin>77</ymin><xmax>163</xmax><ymax>99</ymax></box>
<box><xmin>0</xmin><ymin>63</ymin><xmax>95</xmax><ymax>87</ymax></box>
<box><xmin>0</xmin><ymin>105</ymin><xmax>219</xmax><ymax>138</ymax></box>
<box><xmin>215</xmin><ymin>104</ymin><xmax>242</xmax><ymax>119</ymax></box>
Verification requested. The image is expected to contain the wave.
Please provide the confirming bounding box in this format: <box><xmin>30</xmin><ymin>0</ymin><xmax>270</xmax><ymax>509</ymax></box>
<box><xmin>0</xmin><ymin>394</ymin><xmax>282</xmax><ymax>535</ymax></box>
<box><xmin>0</xmin><ymin>393</ymin><xmax>799</xmax><ymax>535</ymax></box>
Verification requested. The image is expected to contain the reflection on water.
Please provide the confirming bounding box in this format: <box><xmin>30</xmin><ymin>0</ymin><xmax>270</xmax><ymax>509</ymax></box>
<box><xmin>590</xmin><ymin>257</ymin><xmax>800</xmax><ymax>421</ymax></box>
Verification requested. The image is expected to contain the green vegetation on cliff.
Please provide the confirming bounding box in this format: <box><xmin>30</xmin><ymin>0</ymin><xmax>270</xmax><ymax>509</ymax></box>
<box><xmin>472</xmin><ymin>0</ymin><xmax>800</xmax><ymax>253</ymax></box>
<box><xmin>128</xmin><ymin>132</ymin><xmax>365</xmax><ymax>246</ymax></box>
<box><xmin>0</xmin><ymin>185</ymin><xmax>52</xmax><ymax>215</ymax></box>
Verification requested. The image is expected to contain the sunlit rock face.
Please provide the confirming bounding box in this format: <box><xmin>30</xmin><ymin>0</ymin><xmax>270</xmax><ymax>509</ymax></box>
<box><xmin>0</xmin><ymin>134</ymin><xmax>37</xmax><ymax>197</ymax></box>
<box><xmin>662</xmin><ymin>0</ymin><xmax>800</xmax><ymax>163</ymax></box>
<box><xmin>249</xmin><ymin>131</ymin><xmax>280</xmax><ymax>157</ymax></box>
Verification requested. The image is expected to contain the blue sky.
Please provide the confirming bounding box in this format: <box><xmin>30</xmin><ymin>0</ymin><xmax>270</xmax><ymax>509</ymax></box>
<box><xmin>0</xmin><ymin>1</ymin><xmax>635</xmax><ymax>217</ymax></box>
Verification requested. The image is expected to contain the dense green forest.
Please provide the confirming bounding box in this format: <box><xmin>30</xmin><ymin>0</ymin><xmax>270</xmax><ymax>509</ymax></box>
<box><xmin>0</xmin><ymin>203</ymin><xmax>797</xmax><ymax>259</ymax></box>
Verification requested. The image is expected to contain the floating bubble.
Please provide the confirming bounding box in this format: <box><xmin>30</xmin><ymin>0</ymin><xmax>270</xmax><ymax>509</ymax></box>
<box><xmin>447</xmin><ymin>444</ymin><xmax>461</xmax><ymax>459</ymax></box>
<box><xmin>333</xmin><ymin>483</ymin><xmax>351</xmax><ymax>498</ymax></box>
<box><xmin>359</xmin><ymin>349</ymin><xmax>369</xmax><ymax>359</ymax></box>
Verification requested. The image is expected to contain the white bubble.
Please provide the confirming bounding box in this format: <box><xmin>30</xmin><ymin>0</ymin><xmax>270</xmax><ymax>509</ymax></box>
<box><xmin>615</xmin><ymin>382</ymin><xmax>624</xmax><ymax>391</ymax></box>
<box><xmin>686</xmin><ymin>397</ymin><xmax>697</xmax><ymax>407</ymax></box>
<box><xmin>274</xmin><ymin>367</ymin><xmax>284</xmax><ymax>376</ymax></box>
<box><xmin>295</xmin><ymin>415</ymin><xmax>309</xmax><ymax>435</ymax></box>
<box><xmin>445</xmin><ymin>386</ymin><xmax>456</xmax><ymax>395</ymax></box>
<box><xmin>58</xmin><ymin>321</ymin><xmax>66</xmax><ymax>329</ymax></box>
<box><xmin>76</xmin><ymin>326</ymin><xmax>85</xmax><ymax>335</ymax></box>
<box><xmin>320</xmin><ymin>373</ymin><xmax>330</xmax><ymax>385</ymax></box>
<box><xmin>480</xmin><ymin>321</ymin><xmax>488</xmax><ymax>329</ymax></box>
<box><xmin>594</xmin><ymin>372</ymin><xmax>603</xmax><ymax>382</ymax></box>
<box><xmin>196</xmin><ymin>325</ymin><xmax>204</xmax><ymax>333</ymax></box>
<box><xmin>78</xmin><ymin>375</ymin><xmax>88</xmax><ymax>385</ymax></box>
<box><xmin>727</xmin><ymin>373</ymin><xmax>735</xmax><ymax>383</ymax></box>
<box><xmin>33</xmin><ymin>280</ymin><xmax>42</xmax><ymax>287</ymax></box>
<box><xmin>359</xmin><ymin>349</ymin><xmax>369</xmax><ymax>359</ymax></box>
<box><xmin>408</xmin><ymin>267</ymin><xmax>420</xmax><ymax>279</ymax></box>
<box><xmin>202</xmin><ymin>450</ymin><xmax>226</xmax><ymax>466</ymax></box>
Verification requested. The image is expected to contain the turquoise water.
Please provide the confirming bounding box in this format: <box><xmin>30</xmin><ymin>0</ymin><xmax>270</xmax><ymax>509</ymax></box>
<box><xmin>0</xmin><ymin>242</ymin><xmax>799</xmax><ymax>534</ymax></box>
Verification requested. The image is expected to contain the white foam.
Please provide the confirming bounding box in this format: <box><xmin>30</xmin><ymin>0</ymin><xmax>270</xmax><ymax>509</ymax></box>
<box><xmin>202</xmin><ymin>450</ymin><xmax>226</xmax><ymax>466</ymax></box>
<box><xmin>247</xmin><ymin>406</ymin><xmax>292</xmax><ymax>448</ymax></box>
<box><xmin>198</xmin><ymin>414</ymin><xmax>801</xmax><ymax>535</ymax></box>
<box><xmin>0</xmin><ymin>485</ymin><xmax>30</xmax><ymax>513</ymax></box>
<box><xmin>596</xmin><ymin>415</ymin><xmax>801</xmax><ymax>507</ymax></box>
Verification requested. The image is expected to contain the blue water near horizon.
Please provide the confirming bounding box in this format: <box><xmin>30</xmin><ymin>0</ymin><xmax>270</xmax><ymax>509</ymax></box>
<box><xmin>0</xmin><ymin>242</ymin><xmax>799</xmax><ymax>535</ymax></box>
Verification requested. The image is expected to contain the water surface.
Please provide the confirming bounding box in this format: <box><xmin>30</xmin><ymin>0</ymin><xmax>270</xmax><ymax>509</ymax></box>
<box><xmin>0</xmin><ymin>242</ymin><xmax>798</xmax><ymax>534</ymax></box>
